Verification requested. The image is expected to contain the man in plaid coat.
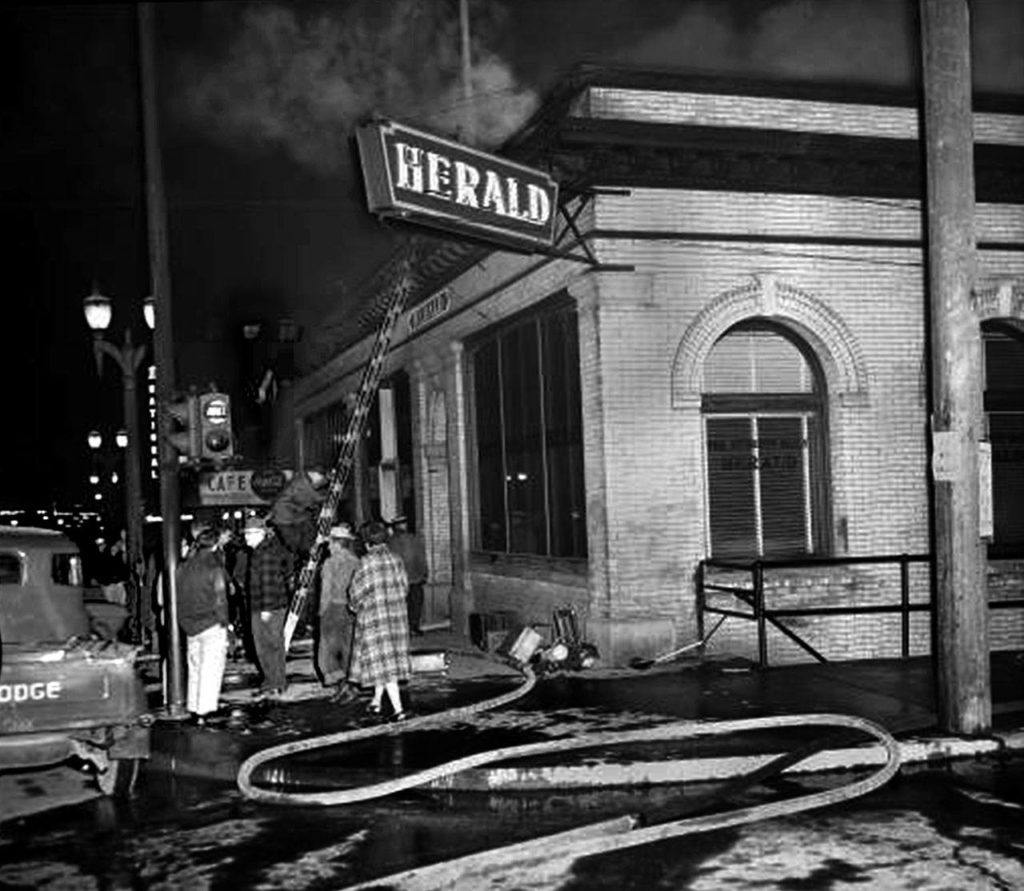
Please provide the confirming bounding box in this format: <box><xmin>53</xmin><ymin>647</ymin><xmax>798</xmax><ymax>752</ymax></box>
<box><xmin>348</xmin><ymin>520</ymin><xmax>411</xmax><ymax>720</ymax></box>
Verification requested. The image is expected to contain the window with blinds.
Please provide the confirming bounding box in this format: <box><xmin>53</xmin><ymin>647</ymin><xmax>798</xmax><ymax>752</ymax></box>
<box><xmin>703</xmin><ymin>323</ymin><xmax>828</xmax><ymax>560</ymax></box>
<box><xmin>984</xmin><ymin>325</ymin><xmax>1024</xmax><ymax>556</ymax></box>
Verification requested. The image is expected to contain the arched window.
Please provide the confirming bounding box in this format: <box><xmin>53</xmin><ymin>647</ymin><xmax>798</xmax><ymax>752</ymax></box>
<box><xmin>984</xmin><ymin>323</ymin><xmax>1024</xmax><ymax>556</ymax></box>
<box><xmin>703</xmin><ymin>321</ymin><xmax>830</xmax><ymax>559</ymax></box>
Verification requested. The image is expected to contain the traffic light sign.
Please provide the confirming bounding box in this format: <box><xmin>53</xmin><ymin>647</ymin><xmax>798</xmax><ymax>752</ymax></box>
<box><xmin>198</xmin><ymin>392</ymin><xmax>234</xmax><ymax>461</ymax></box>
<box><xmin>166</xmin><ymin>394</ymin><xmax>200</xmax><ymax>461</ymax></box>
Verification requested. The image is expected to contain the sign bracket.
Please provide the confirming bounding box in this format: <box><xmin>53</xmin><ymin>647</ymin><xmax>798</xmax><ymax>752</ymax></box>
<box><xmin>540</xmin><ymin>187</ymin><xmax>635</xmax><ymax>271</ymax></box>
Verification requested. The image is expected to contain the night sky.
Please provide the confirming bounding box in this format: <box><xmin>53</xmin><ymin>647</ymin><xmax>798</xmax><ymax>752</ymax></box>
<box><xmin>2</xmin><ymin>0</ymin><xmax>1021</xmax><ymax>511</ymax></box>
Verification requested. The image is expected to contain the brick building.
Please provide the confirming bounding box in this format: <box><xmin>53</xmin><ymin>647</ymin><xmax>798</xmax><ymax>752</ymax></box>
<box><xmin>291</xmin><ymin>67</ymin><xmax>1024</xmax><ymax>666</ymax></box>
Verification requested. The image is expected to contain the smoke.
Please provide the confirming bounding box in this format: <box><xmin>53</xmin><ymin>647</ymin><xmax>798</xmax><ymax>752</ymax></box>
<box><xmin>173</xmin><ymin>1</ymin><xmax>539</xmax><ymax>176</ymax></box>
<box><xmin>173</xmin><ymin>0</ymin><xmax>1022</xmax><ymax>176</ymax></box>
<box><xmin>617</xmin><ymin>0</ymin><xmax>1022</xmax><ymax>94</ymax></box>
<box><xmin>616</xmin><ymin>0</ymin><xmax>917</xmax><ymax>87</ymax></box>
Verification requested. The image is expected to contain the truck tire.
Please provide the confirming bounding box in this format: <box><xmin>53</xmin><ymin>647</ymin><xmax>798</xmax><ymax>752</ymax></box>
<box><xmin>95</xmin><ymin>757</ymin><xmax>141</xmax><ymax>798</ymax></box>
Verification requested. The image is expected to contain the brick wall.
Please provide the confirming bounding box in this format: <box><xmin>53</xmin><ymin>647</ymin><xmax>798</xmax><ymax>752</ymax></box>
<box><xmin>293</xmin><ymin>87</ymin><xmax>1024</xmax><ymax>666</ymax></box>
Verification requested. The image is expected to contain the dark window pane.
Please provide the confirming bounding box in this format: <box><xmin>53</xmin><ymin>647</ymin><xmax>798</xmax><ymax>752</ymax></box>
<box><xmin>0</xmin><ymin>553</ymin><xmax>22</xmax><ymax>585</ymax></box>
<box><xmin>990</xmin><ymin>412</ymin><xmax>1024</xmax><ymax>553</ymax></box>
<box><xmin>707</xmin><ymin>417</ymin><xmax>757</xmax><ymax>558</ymax></box>
<box><xmin>502</xmin><ymin>323</ymin><xmax>545</xmax><ymax>553</ymax></box>
<box><xmin>758</xmin><ymin>417</ymin><xmax>809</xmax><ymax>557</ymax></box>
<box><xmin>475</xmin><ymin>341</ymin><xmax>506</xmax><ymax>550</ymax></box>
<box><xmin>472</xmin><ymin>297</ymin><xmax>586</xmax><ymax>558</ymax></box>
<box><xmin>544</xmin><ymin>310</ymin><xmax>587</xmax><ymax>557</ymax></box>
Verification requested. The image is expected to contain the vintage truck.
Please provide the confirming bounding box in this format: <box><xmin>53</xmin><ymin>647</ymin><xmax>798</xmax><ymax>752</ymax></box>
<box><xmin>0</xmin><ymin>526</ymin><xmax>151</xmax><ymax>796</ymax></box>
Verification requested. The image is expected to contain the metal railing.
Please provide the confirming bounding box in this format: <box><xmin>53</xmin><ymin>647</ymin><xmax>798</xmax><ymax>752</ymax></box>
<box><xmin>698</xmin><ymin>553</ymin><xmax>1024</xmax><ymax>668</ymax></box>
<box><xmin>697</xmin><ymin>554</ymin><xmax>935</xmax><ymax>669</ymax></box>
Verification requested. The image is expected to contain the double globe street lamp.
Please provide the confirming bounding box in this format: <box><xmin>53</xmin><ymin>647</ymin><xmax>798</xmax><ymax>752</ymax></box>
<box><xmin>83</xmin><ymin>288</ymin><xmax>155</xmax><ymax>641</ymax></box>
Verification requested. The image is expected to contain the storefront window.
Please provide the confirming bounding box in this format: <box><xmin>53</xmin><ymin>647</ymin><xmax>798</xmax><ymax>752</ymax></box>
<box><xmin>984</xmin><ymin>324</ymin><xmax>1024</xmax><ymax>557</ymax></box>
<box><xmin>302</xmin><ymin>401</ymin><xmax>347</xmax><ymax>471</ymax></box>
<box><xmin>703</xmin><ymin>322</ymin><xmax>829</xmax><ymax>560</ymax></box>
<box><xmin>471</xmin><ymin>295</ymin><xmax>587</xmax><ymax>558</ymax></box>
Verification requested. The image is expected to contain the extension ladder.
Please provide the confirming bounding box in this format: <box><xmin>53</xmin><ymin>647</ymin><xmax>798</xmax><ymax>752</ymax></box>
<box><xmin>282</xmin><ymin>245</ymin><xmax>415</xmax><ymax>652</ymax></box>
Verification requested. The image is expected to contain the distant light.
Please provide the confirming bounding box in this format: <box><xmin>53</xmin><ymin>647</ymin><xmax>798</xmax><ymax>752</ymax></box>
<box><xmin>10</xmin><ymin>519</ymin><xmax>18</xmax><ymax>526</ymax></box>
<box><xmin>143</xmin><ymin>295</ymin><xmax>156</xmax><ymax>330</ymax></box>
<box><xmin>89</xmin><ymin>474</ymin><xmax>100</xmax><ymax>485</ymax></box>
<box><xmin>83</xmin><ymin>289</ymin><xmax>112</xmax><ymax>332</ymax></box>
<box><xmin>115</xmin><ymin>430</ymin><xmax>128</xmax><ymax>449</ymax></box>
<box><xmin>516</xmin><ymin>472</ymin><xmax>528</xmax><ymax>481</ymax></box>
<box><xmin>110</xmin><ymin>472</ymin><xmax>119</xmax><ymax>484</ymax></box>
<box><xmin>94</xmin><ymin>493</ymin><xmax>103</xmax><ymax>502</ymax></box>
<box><xmin>87</xmin><ymin>430</ymin><xmax>102</xmax><ymax>450</ymax></box>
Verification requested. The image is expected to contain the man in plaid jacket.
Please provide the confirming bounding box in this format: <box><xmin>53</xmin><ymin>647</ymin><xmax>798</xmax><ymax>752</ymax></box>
<box><xmin>247</xmin><ymin>516</ymin><xmax>294</xmax><ymax>697</ymax></box>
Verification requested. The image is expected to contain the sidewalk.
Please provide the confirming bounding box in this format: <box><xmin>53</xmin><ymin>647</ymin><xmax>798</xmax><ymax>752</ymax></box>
<box><xmin>148</xmin><ymin>632</ymin><xmax>1024</xmax><ymax>789</ymax></box>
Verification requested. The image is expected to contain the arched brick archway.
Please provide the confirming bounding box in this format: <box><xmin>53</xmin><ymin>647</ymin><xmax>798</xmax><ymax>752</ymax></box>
<box><xmin>671</xmin><ymin>274</ymin><xmax>870</xmax><ymax>408</ymax></box>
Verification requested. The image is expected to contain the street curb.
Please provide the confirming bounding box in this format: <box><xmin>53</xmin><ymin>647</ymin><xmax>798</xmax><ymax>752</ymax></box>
<box><xmin>425</xmin><ymin>729</ymin><xmax>1024</xmax><ymax>792</ymax></box>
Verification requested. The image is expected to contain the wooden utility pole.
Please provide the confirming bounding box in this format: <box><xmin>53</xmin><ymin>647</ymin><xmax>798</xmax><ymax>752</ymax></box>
<box><xmin>919</xmin><ymin>0</ymin><xmax>991</xmax><ymax>734</ymax></box>
<box><xmin>139</xmin><ymin>2</ymin><xmax>186</xmax><ymax>717</ymax></box>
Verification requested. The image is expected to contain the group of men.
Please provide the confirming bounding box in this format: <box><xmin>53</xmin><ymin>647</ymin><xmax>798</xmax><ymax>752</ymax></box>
<box><xmin>175</xmin><ymin>513</ymin><xmax>426</xmax><ymax>725</ymax></box>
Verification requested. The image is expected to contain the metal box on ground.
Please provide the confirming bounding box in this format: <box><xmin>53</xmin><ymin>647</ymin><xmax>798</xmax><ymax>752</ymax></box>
<box><xmin>411</xmin><ymin>650</ymin><xmax>449</xmax><ymax>674</ymax></box>
<box><xmin>505</xmin><ymin>626</ymin><xmax>543</xmax><ymax>664</ymax></box>
<box><xmin>469</xmin><ymin>611</ymin><xmax>518</xmax><ymax>650</ymax></box>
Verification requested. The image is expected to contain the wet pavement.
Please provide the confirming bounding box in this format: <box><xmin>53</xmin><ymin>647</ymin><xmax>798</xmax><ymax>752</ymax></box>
<box><xmin>148</xmin><ymin>634</ymin><xmax>1024</xmax><ymax>795</ymax></box>
<box><xmin>3</xmin><ymin>635</ymin><xmax>1024</xmax><ymax>889</ymax></box>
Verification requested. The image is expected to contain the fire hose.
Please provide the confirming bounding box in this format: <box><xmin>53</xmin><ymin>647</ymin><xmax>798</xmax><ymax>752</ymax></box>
<box><xmin>236</xmin><ymin>649</ymin><xmax>902</xmax><ymax>889</ymax></box>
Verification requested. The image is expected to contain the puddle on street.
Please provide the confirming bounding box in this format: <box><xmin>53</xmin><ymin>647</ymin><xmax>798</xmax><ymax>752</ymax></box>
<box><xmin>2</xmin><ymin>756</ymin><xmax>1022</xmax><ymax>890</ymax></box>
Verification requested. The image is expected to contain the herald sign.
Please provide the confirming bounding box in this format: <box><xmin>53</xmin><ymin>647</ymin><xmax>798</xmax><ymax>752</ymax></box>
<box><xmin>356</xmin><ymin>120</ymin><xmax>559</xmax><ymax>251</ymax></box>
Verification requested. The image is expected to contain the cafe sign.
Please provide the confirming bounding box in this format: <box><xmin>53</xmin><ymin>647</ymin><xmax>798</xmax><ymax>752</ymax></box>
<box><xmin>199</xmin><ymin>468</ymin><xmax>292</xmax><ymax>507</ymax></box>
<box><xmin>356</xmin><ymin>120</ymin><xmax>559</xmax><ymax>251</ymax></box>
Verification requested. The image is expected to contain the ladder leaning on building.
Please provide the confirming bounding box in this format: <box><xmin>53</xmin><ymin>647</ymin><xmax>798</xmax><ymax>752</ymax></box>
<box><xmin>282</xmin><ymin>244</ymin><xmax>416</xmax><ymax>652</ymax></box>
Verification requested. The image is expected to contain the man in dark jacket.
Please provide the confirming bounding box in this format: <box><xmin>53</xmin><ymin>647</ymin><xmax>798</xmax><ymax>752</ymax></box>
<box><xmin>176</xmin><ymin>523</ymin><xmax>230</xmax><ymax>723</ymax></box>
<box><xmin>247</xmin><ymin>517</ymin><xmax>294</xmax><ymax>697</ymax></box>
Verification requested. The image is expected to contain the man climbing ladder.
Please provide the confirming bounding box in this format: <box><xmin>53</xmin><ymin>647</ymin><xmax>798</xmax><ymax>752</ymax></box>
<box><xmin>282</xmin><ymin>243</ymin><xmax>417</xmax><ymax>653</ymax></box>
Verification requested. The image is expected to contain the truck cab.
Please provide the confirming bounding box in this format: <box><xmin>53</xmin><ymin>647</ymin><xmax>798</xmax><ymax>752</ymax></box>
<box><xmin>0</xmin><ymin>526</ymin><xmax>151</xmax><ymax>796</ymax></box>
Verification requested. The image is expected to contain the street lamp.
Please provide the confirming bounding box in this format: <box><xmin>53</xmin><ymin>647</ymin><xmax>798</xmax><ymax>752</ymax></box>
<box><xmin>83</xmin><ymin>287</ymin><xmax>152</xmax><ymax>641</ymax></box>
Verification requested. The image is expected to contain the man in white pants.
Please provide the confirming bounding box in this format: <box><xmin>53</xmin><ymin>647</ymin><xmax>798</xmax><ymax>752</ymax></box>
<box><xmin>177</xmin><ymin>523</ymin><xmax>231</xmax><ymax>724</ymax></box>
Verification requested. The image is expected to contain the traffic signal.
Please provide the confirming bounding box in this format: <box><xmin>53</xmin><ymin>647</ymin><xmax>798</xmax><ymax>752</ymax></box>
<box><xmin>166</xmin><ymin>394</ymin><xmax>200</xmax><ymax>462</ymax></box>
<box><xmin>198</xmin><ymin>391</ymin><xmax>234</xmax><ymax>461</ymax></box>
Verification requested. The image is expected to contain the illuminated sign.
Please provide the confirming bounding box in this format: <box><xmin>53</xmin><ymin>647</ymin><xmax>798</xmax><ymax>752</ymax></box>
<box><xmin>202</xmin><ymin>396</ymin><xmax>230</xmax><ymax>425</ymax></box>
<box><xmin>356</xmin><ymin>120</ymin><xmax>559</xmax><ymax>251</ymax></box>
<box><xmin>199</xmin><ymin>469</ymin><xmax>293</xmax><ymax>506</ymax></box>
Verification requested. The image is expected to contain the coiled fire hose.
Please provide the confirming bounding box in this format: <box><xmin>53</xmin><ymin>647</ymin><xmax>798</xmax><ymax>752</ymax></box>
<box><xmin>236</xmin><ymin>651</ymin><xmax>901</xmax><ymax>889</ymax></box>
<box><xmin>237</xmin><ymin>649</ymin><xmax>538</xmax><ymax>806</ymax></box>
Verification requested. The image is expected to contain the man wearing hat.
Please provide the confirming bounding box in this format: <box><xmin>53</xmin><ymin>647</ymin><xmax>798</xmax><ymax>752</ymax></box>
<box><xmin>317</xmin><ymin>522</ymin><xmax>360</xmax><ymax>703</ymax></box>
<box><xmin>388</xmin><ymin>515</ymin><xmax>427</xmax><ymax>636</ymax></box>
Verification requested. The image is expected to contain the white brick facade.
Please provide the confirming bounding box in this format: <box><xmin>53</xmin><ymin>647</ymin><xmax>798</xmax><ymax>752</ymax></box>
<box><xmin>293</xmin><ymin>78</ymin><xmax>1024</xmax><ymax>666</ymax></box>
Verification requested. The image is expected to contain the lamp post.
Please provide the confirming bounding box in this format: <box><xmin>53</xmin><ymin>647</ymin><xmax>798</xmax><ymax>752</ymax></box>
<box><xmin>83</xmin><ymin>289</ymin><xmax>153</xmax><ymax>641</ymax></box>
